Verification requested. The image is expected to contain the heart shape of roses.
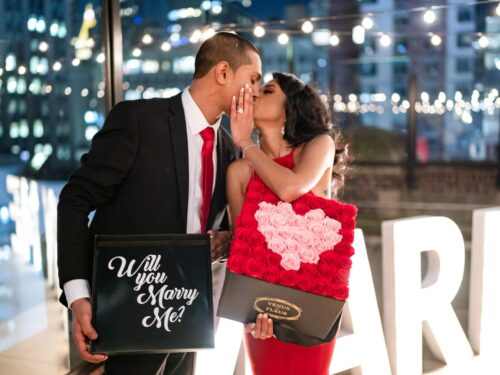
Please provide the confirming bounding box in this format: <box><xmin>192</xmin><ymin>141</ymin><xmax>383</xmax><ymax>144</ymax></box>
<box><xmin>255</xmin><ymin>202</ymin><xmax>343</xmax><ymax>271</ymax></box>
<box><xmin>228</xmin><ymin>178</ymin><xmax>357</xmax><ymax>301</ymax></box>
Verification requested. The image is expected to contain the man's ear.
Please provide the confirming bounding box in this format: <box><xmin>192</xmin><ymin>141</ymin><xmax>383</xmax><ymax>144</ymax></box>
<box><xmin>215</xmin><ymin>61</ymin><xmax>231</xmax><ymax>84</ymax></box>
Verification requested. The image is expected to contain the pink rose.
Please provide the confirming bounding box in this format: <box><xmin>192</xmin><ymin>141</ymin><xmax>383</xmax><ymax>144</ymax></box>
<box><xmin>277</xmin><ymin>201</ymin><xmax>294</xmax><ymax>216</ymax></box>
<box><xmin>299</xmin><ymin>247</ymin><xmax>320</xmax><ymax>264</ymax></box>
<box><xmin>277</xmin><ymin>226</ymin><xmax>293</xmax><ymax>239</ymax></box>
<box><xmin>270</xmin><ymin>213</ymin><xmax>287</xmax><ymax>227</ymax></box>
<box><xmin>305</xmin><ymin>209</ymin><xmax>325</xmax><ymax>222</ymax></box>
<box><xmin>294</xmin><ymin>229</ymin><xmax>313</xmax><ymax>245</ymax></box>
<box><xmin>324</xmin><ymin>218</ymin><xmax>342</xmax><ymax>232</ymax></box>
<box><xmin>269</xmin><ymin>236</ymin><xmax>287</xmax><ymax>254</ymax></box>
<box><xmin>258</xmin><ymin>224</ymin><xmax>276</xmax><ymax>240</ymax></box>
<box><xmin>288</xmin><ymin>214</ymin><xmax>306</xmax><ymax>227</ymax></box>
<box><xmin>258</xmin><ymin>202</ymin><xmax>275</xmax><ymax>213</ymax></box>
<box><xmin>324</xmin><ymin>231</ymin><xmax>342</xmax><ymax>248</ymax></box>
<box><xmin>254</xmin><ymin>210</ymin><xmax>272</xmax><ymax>226</ymax></box>
<box><xmin>280</xmin><ymin>253</ymin><xmax>300</xmax><ymax>271</ymax></box>
<box><xmin>308</xmin><ymin>221</ymin><xmax>324</xmax><ymax>235</ymax></box>
<box><xmin>284</xmin><ymin>238</ymin><xmax>301</xmax><ymax>255</ymax></box>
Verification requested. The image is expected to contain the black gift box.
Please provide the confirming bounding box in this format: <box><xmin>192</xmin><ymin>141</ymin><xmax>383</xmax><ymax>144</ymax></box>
<box><xmin>89</xmin><ymin>234</ymin><xmax>214</xmax><ymax>355</ymax></box>
<box><xmin>217</xmin><ymin>270</ymin><xmax>344</xmax><ymax>346</ymax></box>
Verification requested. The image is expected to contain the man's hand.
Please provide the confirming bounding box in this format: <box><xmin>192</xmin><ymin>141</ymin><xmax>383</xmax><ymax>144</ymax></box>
<box><xmin>207</xmin><ymin>230</ymin><xmax>232</xmax><ymax>262</ymax></box>
<box><xmin>71</xmin><ymin>298</ymin><xmax>107</xmax><ymax>363</ymax></box>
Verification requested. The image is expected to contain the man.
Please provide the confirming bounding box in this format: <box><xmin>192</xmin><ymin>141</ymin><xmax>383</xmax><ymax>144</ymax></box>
<box><xmin>57</xmin><ymin>32</ymin><xmax>262</xmax><ymax>374</ymax></box>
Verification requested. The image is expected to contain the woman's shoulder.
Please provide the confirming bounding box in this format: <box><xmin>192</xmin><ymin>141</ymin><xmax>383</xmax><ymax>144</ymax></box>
<box><xmin>227</xmin><ymin>158</ymin><xmax>253</xmax><ymax>180</ymax></box>
<box><xmin>296</xmin><ymin>134</ymin><xmax>335</xmax><ymax>159</ymax></box>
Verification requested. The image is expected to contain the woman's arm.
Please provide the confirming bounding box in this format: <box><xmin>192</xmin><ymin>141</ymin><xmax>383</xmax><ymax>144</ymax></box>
<box><xmin>226</xmin><ymin>159</ymin><xmax>252</xmax><ymax>230</ymax></box>
<box><xmin>243</xmin><ymin>135</ymin><xmax>335</xmax><ymax>202</ymax></box>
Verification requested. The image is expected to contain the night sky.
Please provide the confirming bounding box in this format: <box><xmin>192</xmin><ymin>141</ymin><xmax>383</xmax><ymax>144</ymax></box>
<box><xmin>248</xmin><ymin>0</ymin><xmax>310</xmax><ymax>20</ymax></box>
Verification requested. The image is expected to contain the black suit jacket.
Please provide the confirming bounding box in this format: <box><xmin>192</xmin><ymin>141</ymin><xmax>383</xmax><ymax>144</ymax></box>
<box><xmin>57</xmin><ymin>93</ymin><xmax>238</xmax><ymax>305</ymax></box>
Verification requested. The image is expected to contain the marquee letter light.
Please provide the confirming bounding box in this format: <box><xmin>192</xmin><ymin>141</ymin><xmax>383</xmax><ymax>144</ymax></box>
<box><xmin>382</xmin><ymin>216</ymin><xmax>473</xmax><ymax>375</ymax></box>
<box><xmin>469</xmin><ymin>208</ymin><xmax>500</xmax><ymax>359</ymax></box>
<box><xmin>331</xmin><ymin>229</ymin><xmax>392</xmax><ymax>375</ymax></box>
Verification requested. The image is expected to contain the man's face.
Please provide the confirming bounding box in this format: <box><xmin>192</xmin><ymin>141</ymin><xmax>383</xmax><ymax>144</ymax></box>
<box><xmin>224</xmin><ymin>50</ymin><xmax>262</xmax><ymax>112</ymax></box>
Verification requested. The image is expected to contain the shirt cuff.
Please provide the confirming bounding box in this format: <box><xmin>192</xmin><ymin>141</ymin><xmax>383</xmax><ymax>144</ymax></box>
<box><xmin>63</xmin><ymin>279</ymin><xmax>91</xmax><ymax>309</ymax></box>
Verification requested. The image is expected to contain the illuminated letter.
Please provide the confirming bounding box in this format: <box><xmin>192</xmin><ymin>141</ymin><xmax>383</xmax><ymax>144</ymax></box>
<box><xmin>382</xmin><ymin>216</ymin><xmax>473</xmax><ymax>375</ymax></box>
<box><xmin>331</xmin><ymin>229</ymin><xmax>391</xmax><ymax>375</ymax></box>
<box><xmin>469</xmin><ymin>208</ymin><xmax>500</xmax><ymax>359</ymax></box>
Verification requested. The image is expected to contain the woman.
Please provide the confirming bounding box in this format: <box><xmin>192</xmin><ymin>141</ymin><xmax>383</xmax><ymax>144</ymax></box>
<box><xmin>227</xmin><ymin>72</ymin><xmax>349</xmax><ymax>374</ymax></box>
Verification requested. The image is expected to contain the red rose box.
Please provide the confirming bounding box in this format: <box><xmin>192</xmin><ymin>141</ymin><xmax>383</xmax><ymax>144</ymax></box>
<box><xmin>217</xmin><ymin>179</ymin><xmax>357</xmax><ymax>345</ymax></box>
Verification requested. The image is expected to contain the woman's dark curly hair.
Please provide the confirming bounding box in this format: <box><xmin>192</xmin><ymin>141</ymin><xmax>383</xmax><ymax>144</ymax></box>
<box><xmin>272</xmin><ymin>72</ymin><xmax>350</xmax><ymax>197</ymax></box>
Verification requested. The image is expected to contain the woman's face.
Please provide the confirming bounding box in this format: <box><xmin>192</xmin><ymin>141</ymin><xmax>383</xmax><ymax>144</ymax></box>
<box><xmin>253</xmin><ymin>80</ymin><xmax>287</xmax><ymax>129</ymax></box>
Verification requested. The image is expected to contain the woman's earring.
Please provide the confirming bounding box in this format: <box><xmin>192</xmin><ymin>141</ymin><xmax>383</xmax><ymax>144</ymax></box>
<box><xmin>281</xmin><ymin>126</ymin><xmax>285</xmax><ymax>136</ymax></box>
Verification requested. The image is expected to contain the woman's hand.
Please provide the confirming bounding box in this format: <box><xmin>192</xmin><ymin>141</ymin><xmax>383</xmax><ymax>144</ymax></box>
<box><xmin>244</xmin><ymin>313</ymin><xmax>274</xmax><ymax>340</ymax></box>
<box><xmin>230</xmin><ymin>84</ymin><xmax>255</xmax><ymax>149</ymax></box>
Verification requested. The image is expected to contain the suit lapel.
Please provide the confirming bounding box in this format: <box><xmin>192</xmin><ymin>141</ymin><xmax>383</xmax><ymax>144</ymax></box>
<box><xmin>167</xmin><ymin>93</ymin><xmax>189</xmax><ymax>232</ymax></box>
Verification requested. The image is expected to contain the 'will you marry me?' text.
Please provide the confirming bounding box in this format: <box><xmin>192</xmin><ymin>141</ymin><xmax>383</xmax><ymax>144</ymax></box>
<box><xmin>107</xmin><ymin>254</ymin><xmax>200</xmax><ymax>332</ymax></box>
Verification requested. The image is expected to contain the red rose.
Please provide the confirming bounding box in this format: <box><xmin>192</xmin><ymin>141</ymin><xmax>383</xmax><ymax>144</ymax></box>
<box><xmin>330</xmin><ymin>283</ymin><xmax>348</xmax><ymax>300</ymax></box>
<box><xmin>335</xmin><ymin>255</ymin><xmax>352</xmax><ymax>269</ymax></box>
<box><xmin>312</xmin><ymin>279</ymin><xmax>329</xmax><ymax>295</ymax></box>
<box><xmin>318</xmin><ymin>262</ymin><xmax>333</xmax><ymax>278</ymax></box>
<box><xmin>240</xmin><ymin>212</ymin><xmax>256</xmax><ymax>227</ymax></box>
<box><xmin>292</xmin><ymin>203</ymin><xmax>309</xmax><ymax>215</ymax></box>
<box><xmin>298</xmin><ymin>273</ymin><xmax>316</xmax><ymax>292</ymax></box>
<box><xmin>245</xmin><ymin>258</ymin><xmax>264</xmax><ymax>278</ymax></box>
<box><xmin>228</xmin><ymin>254</ymin><xmax>246</xmax><ymax>274</ymax></box>
<box><xmin>334</xmin><ymin>242</ymin><xmax>354</xmax><ymax>257</ymax></box>
<box><xmin>230</xmin><ymin>239</ymin><xmax>251</xmax><ymax>257</ymax></box>
<box><xmin>340</xmin><ymin>230</ymin><xmax>354</xmax><ymax>244</ymax></box>
<box><xmin>331</xmin><ymin>269</ymin><xmax>350</xmax><ymax>284</ymax></box>
<box><xmin>263</xmin><ymin>265</ymin><xmax>281</xmax><ymax>283</ymax></box>
<box><xmin>247</xmin><ymin>231</ymin><xmax>264</xmax><ymax>247</ymax></box>
<box><xmin>252</xmin><ymin>245</ymin><xmax>269</xmax><ymax>261</ymax></box>
<box><xmin>280</xmin><ymin>270</ymin><xmax>299</xmax><ymax>288</ymax></box>
<box><xmin>320</xmin><ymin>251</ymin><xmax>336</xmax><ymax>265</ymax></box>
<box><xmin>301</xmin><ymin>263</ymin><xmax>320</xmax><ymax>278</ymax></box>
<box><xmin>235</xmin><ymin>227</ymin><xmax>251</xmax><ymax>241</ymax></box>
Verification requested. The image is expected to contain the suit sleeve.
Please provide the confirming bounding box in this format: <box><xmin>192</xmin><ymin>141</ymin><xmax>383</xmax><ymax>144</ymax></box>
<box><xmin>57</xmin><ymin>101</ymin><xmax>139</xmax><ymax>290</ymax></box>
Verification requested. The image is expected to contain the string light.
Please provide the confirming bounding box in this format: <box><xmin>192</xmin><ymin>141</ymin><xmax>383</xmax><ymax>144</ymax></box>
<box><xmin>132</xmin><ymin>48</ymin><xmax>142</xmax><ymax>57</ymax></box>
<box><xmin>496</xmin><ymin>3</ymin><xmax>500</xmax><ymax>16</ymax></box>
<box><xmin>352</xmin><ymin>25</ymin><xmax>365</xmax><ymax>45</ymax></box>
<box><xmin>161</xmin><ymin>41</ymin><xmax>171</xmax><ymax>51</ymax></box>
<box><xmin>301</xmin><ymin>21</ymin><xmax>314</xmax><ymax>34</ymax></box>
<box><xmin>38</xmin><ymin>41</ymin><xmax>49</xmax><ymax>52</ymax></box>
<box><xmin>142</xmin><ymin>34</ymin><xmax>153</xmax><ymax>44</ymax></box>
<box><xmin>361</xmin><ymin>16</ymin><xmax>374</xmax><ymax>30</ymax></box>
<box><xmin>380</xmin><ymin>33</ymin><xmax>392</xmax><ymax>47</ymax></box>
<box><xmin>423</xmin><ymin>9</ymin><xmax>437</xmax><ymax>24</ymax></box>
<box><xmin>430</xmin><ymin>34</ymin><xmax>442</xmax><ymax>46</ymax></box>
<box><xmin>253</xmin><ymin>25</ymin><xmax>266</xmax><ymax>38</ymax></box>
<box><xmin>329</xmin><ymin>34</ymin><xmax>340</xmax><ymax>46</ymax></box>
<box><xmin>478</xmin><ymin>35</ymin><xmax>489</xmax><ymax>48</ymax></box>
<box><xmin>277</xmin><ymin>33</ymin><xmax>289</xmax><ymax>45</ymax></box>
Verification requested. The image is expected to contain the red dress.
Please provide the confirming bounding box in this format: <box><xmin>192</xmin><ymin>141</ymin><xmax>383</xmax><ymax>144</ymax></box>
<box><xmin>243</xmin><ymin>149</ymin><xmax>337</xmax><ymax>375</ymax></box>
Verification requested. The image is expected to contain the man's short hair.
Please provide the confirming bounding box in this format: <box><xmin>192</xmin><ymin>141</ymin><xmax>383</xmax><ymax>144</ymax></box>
<box><xmin>193</xmin><ymin>32</ymin><xmax>259</xmax><ymax>79</ymax></box>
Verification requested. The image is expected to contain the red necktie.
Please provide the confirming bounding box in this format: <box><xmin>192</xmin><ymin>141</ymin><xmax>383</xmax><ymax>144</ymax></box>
<box><xmin>200</xmin><ymin>127</ymin><xmax>215</xmax><ymax>233</ymax></box>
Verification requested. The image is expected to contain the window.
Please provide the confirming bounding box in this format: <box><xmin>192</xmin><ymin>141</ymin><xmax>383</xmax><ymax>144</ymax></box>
<box><xmin>456</xmin><ymin>58</ymin><xmax>472</xmax><ymax>73</ymax></box>
<box><xmin>457</xmin><ymin>33</ymin><xmax>472</xmax><ymax>48</ymax></box>
<box><xmin>457</xmin><ymin>8</ymin><xmax>473</xmax><ymax>22</ymax></box>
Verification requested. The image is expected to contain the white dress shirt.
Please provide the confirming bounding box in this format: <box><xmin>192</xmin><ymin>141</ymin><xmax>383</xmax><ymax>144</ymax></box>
<box><xmin>63</xmin><ymin>88</ymin><xmax>221</xmax><ymax>308</ymax></box>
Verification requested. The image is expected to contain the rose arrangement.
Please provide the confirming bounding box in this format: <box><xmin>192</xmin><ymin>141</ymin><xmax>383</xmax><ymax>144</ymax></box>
<box><xmin>227</xmin><ymin>178</ymin><xmax>357</xmax><ymax>301</ymax></box>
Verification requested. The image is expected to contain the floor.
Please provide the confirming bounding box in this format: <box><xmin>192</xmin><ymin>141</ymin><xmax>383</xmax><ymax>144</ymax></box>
<box><xmin>0</xmin><ymin>252</ymin><xmax>68</xmax><ymax>374</ymax></box>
